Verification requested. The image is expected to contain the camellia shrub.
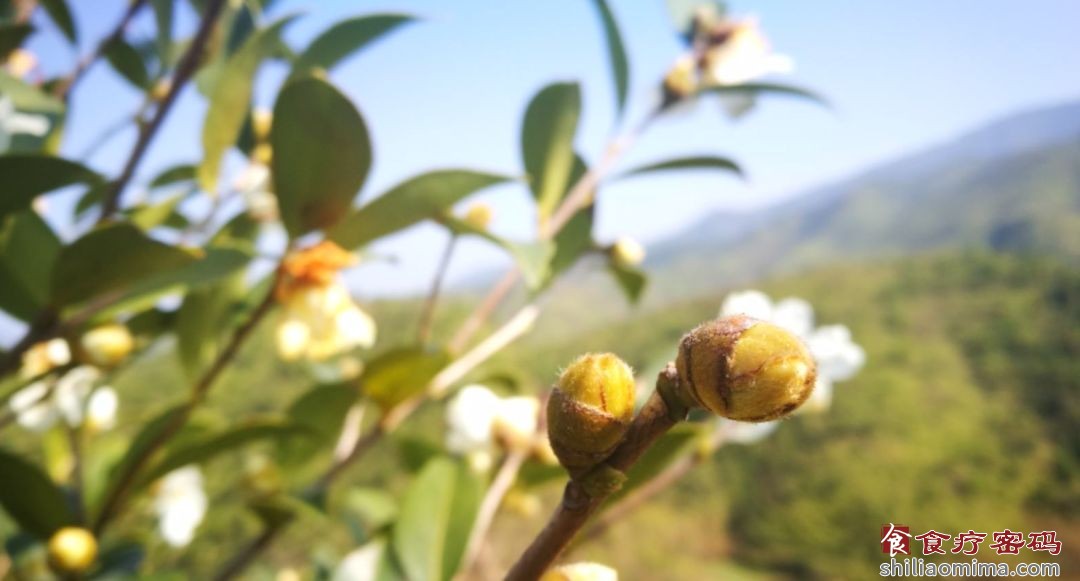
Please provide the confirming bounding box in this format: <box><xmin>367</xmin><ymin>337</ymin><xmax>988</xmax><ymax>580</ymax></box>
<box><xmin>0</xmin><ymin>0</ymin><xmax>861</xmax><ymax>579</ymax></box>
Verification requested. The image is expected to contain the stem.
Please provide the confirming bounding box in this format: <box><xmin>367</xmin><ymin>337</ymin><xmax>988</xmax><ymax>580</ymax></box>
<box><xmin>504</xmin><ymin>365</ymin><xmax>685</xmax><ymax>581</ymax></box>
<box><xmin>97</xmin><ymin>0</ymin><xmax>229</xmax><ymax>221</ymax></box>
<box><xmin>417</xmin><ymin>235</ymin><xmax>458</xmax><ymax>345</ymax></box>
<box><xmin>66</xmin><ymin>425</ymin><xmax>86</xmax><ymax>524</ymax></box>
<box><xmin>91</xmin><ymin>276</ymin><xmax>278</xmax><ymax>535</ymax></box>
<box><xmin>447</xmin><ymin>269</ymin><xmax>519</xmax><ymax>354</ymax></box>
<box><xmin>53</xmin><ymin>0</ymin><xmax>149</xmax><ymax>100</ymax></box>
<box><xmin>461</xmin><ymin>449</ymin><xmax>529</xmax><ymax>575</ymax></box>
<box><xmin>211</xmin><ymin>526</ymin><xmax>283</xmax><ymax>581</ymax></box>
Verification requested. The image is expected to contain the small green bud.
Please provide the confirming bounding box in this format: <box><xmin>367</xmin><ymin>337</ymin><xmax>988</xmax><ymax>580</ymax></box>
<box><xmin>47</xmin><ymin>527</ymin><xmax>97</xmax><ymax>574</ymax></box>
<box><xmin>547</xmin><ymin>353</ymin><xmax>636</xmax><ymax>470</ymax></box>
<box><xmin>676</xmin><ymin>315</ymin><xmax>816</xmax><ymax>422</ymax></box>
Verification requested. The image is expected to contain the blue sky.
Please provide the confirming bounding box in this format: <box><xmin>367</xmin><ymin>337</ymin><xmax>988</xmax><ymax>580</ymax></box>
<box><xmin>23</xmin><ymin>0</ymin><xmax>1080</xmax><ymax>296</ymax></box>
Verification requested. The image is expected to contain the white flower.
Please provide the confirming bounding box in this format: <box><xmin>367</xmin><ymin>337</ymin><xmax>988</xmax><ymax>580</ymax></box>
<box><xmin>719</xmin><ymin>289</ymin><xmax>774</xmax><ymax>322</ymax></box>
<box><xmin>86</xmin><ymin>387</ymin><xmax>119</xmax><ymax>431</ymax></box>
<box><xmin>275</xmin><ymin>281</ymin><xmax>376</xmax><ymax>362</ymax></box>
<box><xmin>719</xmin><ymin>419</ymin><xmax>780</xmax><ymax>445</ymax></box>
<box><xmin>702</xmin><ymin>17</ymin><xmax>793</xmax><ymax>87</ymax></box>
<box><xmin>0</xmin><ymin>96</ymin><xmax>50</xmax><ymax>151</ymax></box>
<box><xmin>153</xmin><ymin>466</ymin><xmax>207</xmax><ymax>547</ymax></box>
<box><xmin>445</xmin><ymin>385</ymin><xmax>501</xmax><ymax>456</ymax></box>
<box><xmin>8</xmin><ymin>366</ymin><xmax>104</xmax><ymax>432</ymax></box>
<box><xmin>806</xmin><ymin>324</ymin><xmax>865</xmax><ymax>382</ymax></box>
<box><xmin>542</xmin><ymin>562</ymin><xmax>619</xmax><ymax>581</ymax></box>
<box><xmin>232</xmin><ymin>162</ymin><xmax>278</xmax><ymax>222</ymax></box>
<box><xmin>492</xmin><ymin>396</ymin><xmax>540</xmax><ymax>452</ymax></box>
<box><xmin>772</xmin><ymin>298</ymin><xmax>814</xmax><ymax>338</ymax></box>
<box><xmin>333</xmin><ymin>541</ymin><xmax>383</xmax><ymax>581</ymax></box>
<box><xmin>20</xmin><ymin>338</ymin><xmax>71</xmax><ymax>379</ymax></box>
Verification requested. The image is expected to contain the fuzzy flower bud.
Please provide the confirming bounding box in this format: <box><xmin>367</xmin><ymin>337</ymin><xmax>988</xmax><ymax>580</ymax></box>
<box><xmin>252</xmin><ymin>108</ymin><xmax>273</xmax><ymax>141</ymax></box>
<box><xmin>610</xmin><ymin>237</ymin><xmax>645</xmax><ymax>267</ymax></box>
<box><xmin>463</xmin><ymin>202</ymin><xmax>494</xmax><ymax>230</ymax></box>
<box><xmin>150</xmin><ymin>78</ymin><xmax>172</xmax><ymax>102</ymax></box>
<box><xmin>47</xmin><ymin>527</ymin><xmax>97</xmax><ymax>574</ymax></box>
<box><xmin>676</xmin><ymin>315</ymin><xmax>816</xmax><ymax>422</ymax></box>
<box><xmin>541</xmin><ymin>562</ymin><xmax>618</xmax><ymax>581</ymax></box>
<box><xmin>547</xmin><ymin>353</ymin><xmax>635</xmax><ymax>470</ymax></box>
<box><xmin>80</xmin><ymin>324</ymin><xmax>134</xmax><ymax>367</ymax></box>
<box><xmin>662</xmin><ymin>55</ymin><xmax>698</xmax><ymax>104</ymax></box>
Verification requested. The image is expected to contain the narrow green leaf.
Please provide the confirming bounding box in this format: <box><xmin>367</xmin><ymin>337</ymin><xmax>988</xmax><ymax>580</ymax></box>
<box><xmin>521</xmin><ymin>82</ymin><xmax>581</xmax><ymax>219</ymax></box>
<box><xmin>278</xmin><ymin>383</ymin><xmax>358</xmax><ymax>465</ymax></box>
<box><xmin>150</xmin><ymin>164</ymin><xmax>196</xmax><ymax>188</ymax></box>
<box><xmin>198</xmin><ymin>17</ymin><xmax>296</xmax><ymax>192</ymax></box>
<box><xmin>329</xmin><ymin>170</ymin><xmax>509</xmax><ymax>250</ymax></box>
<box><xmin>0</xmin><ymin>23</ymin><xmax>33</xmax><ymax>61</ymax></box>
<box><xmin>608</xmin><ymin>261</ymin><xmax>647</xmax><ymax>304</ymax></box>
<box><xmin>0</xmin><ymin>448</ymin><xmax>74</xmax><ymax>539</ymax></box>
<box><xmin>272</xmin><ymin>76</ymin><xmax>371</xmax><ymax>238</ymax></box>
<box><xmin>174</xmin><ymin>272</ymin><xmax>245</xmax><ymax>379</ymax></box>
<box><xmin>103</xmin><ymin>38</ymin><xmax>150</xmax><ymax>88</ymax></box>
<box><xmin>589</xmin><ymin>0</ymin><xmax>629</xmax><ymax>118</ymax></box>
<box><xmin>127</xmin><ymin>192</ymin><xmax>187</xmax><ymax>231</ymax></box>
<box><xmin>291</xmin><ymin>14</ymin><xmax>416</xmax><ymax>77</ymax></box>
<box><xmin>40</xmin><ymin>0</ymin><xmax>77</xmax><ymax>44</ymax></box>
<box><xmin>548</xmin><ymin>154</ymin><xmax>594</xmax><ymax>279</ymax></box>
<box><xmin>0</xmin><ymin>211</ymin><xmax>60</xmax><ymax>321</ymax></box>
<box><xmin>704</xmin><ymin>82</ymin><xmax>830</xmax><ymax>110</ymax></box>
<box><xmin>150</xmin><ymin>0</ymin><xmax>173</xmax><ymax>66</ymax></box>
<box><xmin>0</xmin><ymin>155</ymin><xmax>101</xmax><ymax>221</ymax></box>
<box><xmin>362</xmin><ymin>348</ymin><xmax>450</xmax><ymax>411</ymax></box>
<box><xmin>441</xmin><ymin>465</ymin><xmax>482</xmax><ymax>581</ymax></box>
<box><xmin>441</xmin><ymin>215</ymin><xmax>554</xmax><ymax>290</ymax></box>
<box><xmin>50</xmin><ymin>222</ymin><xmax>199</xmax><ymax>307</ymax></box>
<box><xmin>614</xmin><ymin>155</ymin><xmax>743</xmax><ymax>181</ymax></box>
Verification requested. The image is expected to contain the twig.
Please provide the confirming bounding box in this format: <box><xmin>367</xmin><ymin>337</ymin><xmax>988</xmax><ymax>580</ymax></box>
<box><xmin>91</xmin><ymin>274</ymin><xmax>279</xmax><ymax>535</ymax></box>
<box><xmin>211</xmin><ymin>525</ymin><xmax>284</xmax><ymax>581</ymax></box>
<box><xmin>417</xmin><ymin>234</ymin><xmax>458</xmax><ymax>345</ymax></box>
<box><xmin>447</xmin><ymin>269</ymin><xmax>519</xmax><ymax>354</ymax></box>
<box><xmin>461</xmin><ymin>449</ymin><xmax>528</xmax><ymax>576</ymax></box>
<box><xmin>504</xmin><ymin>365</ymin><xmax>686</xmax><ymax>581</ymax></box>
<box><xmin>97</xmin><ymin>0</ymin><xmax>229</xmax><ymax>221</ymax></box>
<box><xmin>53</xmin><ymin>0</ymin><xmax>150</xmax><ymax>100</ymax></box>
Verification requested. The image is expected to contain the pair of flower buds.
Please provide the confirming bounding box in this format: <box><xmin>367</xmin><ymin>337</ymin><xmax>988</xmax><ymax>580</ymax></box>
<box><xmin>548</xmin><ymin>315</ymin><xmax>816</xmax><ymax>470</ymax></box>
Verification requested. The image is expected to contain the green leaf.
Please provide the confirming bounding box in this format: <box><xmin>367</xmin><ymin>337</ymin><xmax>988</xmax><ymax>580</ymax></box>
<box><xmin>278</xmin><ymin>383</ymin><xmax>358</xmax><ymax>465</ymax></box>
<box><xmin>0</xmin><ymin>70</ymin><xmax>65</xmax><ymax>114</ymax></box>
<box><xmin>0</xmin><ymin>211</ymin><xmax>60</xmax><ymax>321</ymax></box>
<box><xmin>704</xmin><ymin>82</ymin><xmax>830</xmax><ymax>110</ymax></box>
<box><xmin>149</xmin><ymin>164</ymin><xmax>196</xmax><ymax>188</ymax></box>
<box><xmin>49</xmin><ymin>222</ymin><xmax>199</xmax><ymax>308</ymax></box>
<box><xmin>198</xmin><ymin>17</ymin><xmax>296</xmax><ymax>193</ymax></box>
<box><xmin>342</xmin><ymin>488</ymin><xmax>398</xmax><ymax>542</ymax></box>
<box><xmin>392</xmin><ymin>458</ymin><xmax>482</xmax><ymax>581</ymax></box>
<box><xmin>589</xmin><ymin>0</ymin><xmax>629</xmax><ymax>119</ymax></box>
<box><xmin>0</xmin><ymin>23</ymin><xmax>32</xmax><ymax>61</ymax></box>
<box><xmin>666</xmin><ymin>0</ymin><xmax>724</xmax><ymax>42</ymax></box>
<box><xmin>608</xmin><ymin>260</ymin><xmax>647</xmax><ymax>304</ymax></box>
<box><xmin>150</xmin><ymin>0</ymin><xmax>173</xmax><ymax>66</ymax></box>
<box><xmin>40</xmin><ymin>0</ymin><xmax>77</xmax><ymax>44</ymax></box>
<box><xmin>441</xmin><ymin>215</ymin><xmax>554</xmax><ymax>290</ymax></box>
<box><xmin>127</xmin><ymin>192</ymin><xmax>188</xmax><ymax>231</ymax></box>
<box><xmin>98</xmin><ymin>404</ymin><xmax>186</xmax><ymax>513</ymax></box>
<box><xmin>0</xmin><ymin>155</ymin><xmax>101</xmax><ymax>221</ymax></box>
<box><xmin>103</xmin><ymin>38</ymin><xmax>150</xmax><ymax>88</ymax></box>
<box><xmin>291</xmin><ymin>13</ymin><xmax>416</xmax><ymax>77</ymax></box>
<box><xmin>548</xmin><ymin>154</ymin><xmax>594</xmax><ymax>279</ymax></box>
<box><xmin>0</xmin><ymin>448</ymin><xmax>73</xmax><ymax>539</ymax></box>
<box><xmin>138</xmin><ymin>421</ymin><xmax>310</xmax><ymax>487</ymax></box>
<box><xmin>607</xmin><ymin>423</ymin><xmax>702</xmax><ymax>503</ymax></box>
<box><xmin>174</xmin><ymin>273</ymin><xmax>246</xmax><ymax>379</ymax></box>
<box><xmin>329</xmin><ymin>170</ymin><xmax>510</xmax><ymax>250</ymax></box>
<box><xmin>614</xmin><ymin>155</ymin><xmax>743</xmax><ymax>181</ymax></box>
<box><xmin>521</xmin><ymin>82</ymin><xmax>581</xmax><ymax>219</ymax></box>
<box><xmin>272</xmin><ymin>76</ymin><xmax>371</xmax><ymax>238</ymax></box>
<box><xmin>362</xmin><ymin>348</ymin><xmax>450</xmax><ymax>411</ymax></box>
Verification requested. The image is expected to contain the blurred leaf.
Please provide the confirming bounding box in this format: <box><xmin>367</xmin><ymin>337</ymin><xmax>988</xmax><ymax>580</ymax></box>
<box><xmin>522</xmin><ymin>82</ymin><xmax>581</xmax><ymax>219</ymax></box>
<box><xmin>518</xmin><ymin>461</ymin><xmax>565</xmax><ymax>489</ymax></box>
<box><xmin>396</xmin><ymin>435</ymin><xmax>442</xmax><ymax>474</ymax></box>
<box><xmin>614</xmin><ymin>155</ymin><xmax>743</xmax><ymax>181</ymax></box>
<box><xmin>0</xmin><ymin>448</ymin><xmax>74</xmax><ymax>539</ymax></box>
<box><xmin>0</xmin><ymin>210</ymin><xmax>60</xmax><ymax>321</ymax></box>
<box><xmin>139</xmin><ymin>420</ymin><xmax>310</xmax><ymax>487</ymax></box>
<box><xmin>589</xmin><ymin>0</ymin><xmax>629</xmax><ymax>119</ymax></box>
<box><xmin>666</xmin><ymin>0</ymin><xmax>724</xmax><ymax>42</ymax></box>
<box><xmin>0</xmin><ymin>154</ymin><xmax>101</xmax><ymax>221</ymax></box>
<box><xmin>362</xmin><ymin>348</ymin><xmax>450</xmax><ymax>411</ymax></box>
<box><xmin>198</xmin><ymin>16</ymin><xmax>296</xmax><ymax>192</ymax></box>
<box><xmin>342</xmin><ymin>488</ymin><xmax>398</xmax><ymax>543</ymax></box>
<box><xmin>50</xmin><ymin>222</ymin><xmax>198</xmax><ymax>307</ymax></box>
<box><xmin>98</xmin><ymin>404</ymin><xmax>186</xmax><ymax>512</ymax></box>
<box><xmin>704</xmin><ymin>82</ymin><xmax>830</xmax><ymax>110</ymax></box>
<box><xmin>0</xmin><ymin>71</ymin><xmax>65</xmax><ymax>113</ymax></box>
<box><xmin>548</xmin><ymin>154</ymin><xmax>594</xmax><ymax>279</ymax></box>
<box><xmin>441</xmin><ymin>215</ymin><xmax>554</xmax><ymax>290</ymax></box>
<box><xmin>608</xmin><ymin>260</ymin><xmax>647</xmax><ymax>304</ymax></box>
<box><xmin>330</xmin><ymin>170</ymin><xmax>510</xmax><ymax>250</ymax></box>
<box><xmin>278</xmin><ymin>383</ymin><xmax>359</xmax><ymax>465</ymax></box>
<box><xmin>291</xmin><ymin>13</ymin><xmax>416</xmax><ymax>77</ymax></box>
<box><xmin>150</xmin><ymin>0</ymin><xmax>173</xmax><ymax>67</ymax></box>
<box><xmin>392</xmin><ymin>457</ymin><xmax>482</xmax><ymax>581</ymax></box>
<box><xmin>149</xmin><ymin>164</ymin><xmax>196</xmax><ymax>188</ymax></box>
<box><xmin>607</xmin><ymin>423</ymin><xmax>702</xmax><ymax>503</ymax></box>
<box><xmin>272</xmin><ymin>76</ymin><xmax>371</xmax><ymax>238</ymax></box>
<box><xmin>127</xmin><ymin>192</ymin><xmax>187</xmax><ymax>231</ymax></box>
<box><xmin>103</xmin><ymin>38</ymin><xmax>150</xmax><ymax>88</ymax></box>
<box><xmin>174</xmin><ymin>273</ymin><xmax>245</xmax><ymax>378</ymax></box>
<box><xmin>94</xmin><ymin>540</ymin><xmax>145</xmax><ymax>578</ymax></box>
<box><xmin>40</xmin><ymin>0</ymin><xmax>77</xmax><ymax>44</ymax></box>
<box><xmin>0</xmin><ymin>23</ymin><xmax>32</xmax><ymax>60</ymax></box>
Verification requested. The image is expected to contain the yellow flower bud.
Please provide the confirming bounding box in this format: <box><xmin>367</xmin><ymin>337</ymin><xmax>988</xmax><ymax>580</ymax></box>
<box><xmin>150</xmin><ymin>78</ymin><xmax>172</xmax><ymax>102</ymax></box>
<box><xmin>541</xmin><ymin>562</ymin><xmax>618</xmax><ymax>581</ymax></box>
<box><xmin>463</xmin><ymin>202</ymin><xmax>494</xmax><ymax>230</ymax></box>
<box><xmin>47</xmin><ymin>527</ymin><xmax>97</xmax><ymax>574</ymax></box>
<box><xmin>547</xmin><ymin>353</ymin><xmax>635</xmax><ymax>470</ymax></box>
<box><xmin>80</xmin><ymin>324</ymin><xmax>134</xmax><ymax>367</ymax></box>
<box><xmin>252</xmin><ymin>108</ymin><xmax>273</xmax><ymax>141</ymax></box>
<box><xmin>676</xmin><ymin>315</ymin><xmax>816</xmax><ymax>422</ymax></box>
<box><xmin>6</xmin><ymin>49</ymin><xmax>37</xmax><ymax>79</ymax></box>
<box><xmin>662</xmin><ymin>55</ymin><xmax>698</xmax><ymax>103</ymax></box>
<box><xmin>251</xmin><ymin>143</ymin><xmax>273</xmax><ymax>166</ymax></box>
<box><xmin>610</xmin><ymin>237</ymin><xmax>645</xmax><ymax>267</ymax></box>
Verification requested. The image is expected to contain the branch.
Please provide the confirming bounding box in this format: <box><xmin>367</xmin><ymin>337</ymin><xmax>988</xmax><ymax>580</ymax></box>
<box><xmin>53</xmin><ymin>0</ymin><xmax>149</xmax><ymax>100</ymax></box>
<box><xmin>211</xmin><ymin>525</ymin><xmax>284</xmax><ymax>581</ymax></box>
<box><xmin>417</xmin><ymin>235</ymin><xmax>458</xmax><ymax>345</ymax></box>
<box><xmin>504</xmin><ymin>365</ymin><xmax>685</xmax><ymax>581</ymax></box>
<box><xmin>97</xmin><ymin>0</ymin><xmax>229</xmax><ymax>221</ymax></box>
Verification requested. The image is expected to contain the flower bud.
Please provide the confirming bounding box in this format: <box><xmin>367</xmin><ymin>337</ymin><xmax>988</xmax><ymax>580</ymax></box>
<box><xmin>252</xmin><ymin>108</ymin><xmax>273</xmax><ymax>141</ymax></box>
<box><xmin>463</xmin><ymin>202</ymin><xmax>494</xmax><ymax>230</ymax></box>
<box><xmin>251</xmin><ymin>143</ymin><xmax>273</xmax><ymax>165</ymax></box>
<box><xmin>547</xmin><ymin>353</ymin><xmax>635</xmax><ymax>470</ymax></box>
<box><xmin>47</xmin><ymin>527</ymin><xmax>97</xmax><ymax>574</ymax></box>
<box><xmin>150</xmin><ymin>78</ymin><xmax>172</xmax><ymax>102</ymax></box>
<box><xmin>676</xmin><ymin>315</ymin><xmax>816</xmax><ymax>422</ymax></box>
<box><xmin>662</xmin><ymin>55</ymin><xmax>698</xmax><ymax>105</ymax></box>
<box><xmin>80</xmin><ymin>324</ymin><xmax>134</xmax><ymax>367</ymax></box>
<box><xmin>541</xmin><ymin>562</ymin><xmax>618</xmax><ymax>581</ymax></box>
<box><xmin>610</xmin><ymin>237</ymin><xmax>645</xmax><ymax>267</ymax></box>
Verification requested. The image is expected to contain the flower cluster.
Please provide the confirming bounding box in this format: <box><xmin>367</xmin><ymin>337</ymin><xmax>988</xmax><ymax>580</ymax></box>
<box><xmin>9</xmin><ymin>338</ymin><xmax>119</xmax><ymax>433</ymax></box>
<box><xmin>445</xmin><ymin>385</ymin><xmax>556</xmax><ymax>471</ymax></box>
<box><xmin>152</xmin><ymin>466</ymin><xmax>208</xmax><ymax>548</ymax></box>
<box><xmin>274</xmin><ymin>241</ymin><xmax>377</xmax><ymax>362</ymax></box>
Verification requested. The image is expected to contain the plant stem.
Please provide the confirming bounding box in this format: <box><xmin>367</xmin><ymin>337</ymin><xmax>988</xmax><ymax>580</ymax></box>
<box><xmin>504</xmin><ymin>365</ymin><xmax>685</xmax><ymax>581</ymax></box>
<box><xmin>66</xmin><ymin>425</ymin><xmax>86</xmax><ymax>524</ymax></box>
<box><xmin>91</xmin><ymin>275</ymin><xmax>279</xmax><ymax>535</ymax></box>
<box><xmin>461</xmin><ymin>449</ymin><xmax>529</xmax><ymax>575</ymax></box>
<box><xmin>53</xmin><ymin>0</ymin><xmax>150</xmax><ymax>100</ymax></box>
<box><xmin>211</xmin><ymin>525</ymin><xmax>283</xmax><ymax>581</ymax></box>
<box><xmin>417</xmin><ymin>234</ymin><xmax>458</xmax><ymax>345</ymax></box>
<box><xmin>97</xmin><ymin>0</ymin><xmax>229</xmax><ymax>222</ymax></box>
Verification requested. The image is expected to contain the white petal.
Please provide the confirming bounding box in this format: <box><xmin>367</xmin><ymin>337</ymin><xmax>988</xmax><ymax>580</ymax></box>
<box><xmin>333</xmin><ymin>542</ymin><xmax>384</xmax><ymax>581</ymax></box>
<box><xmin>445</xmin><ymin>385</ymin><xmax>500</xmax><ymax>454</ymax></box>
<box><xmin>335</xmin><ymin>305</ymin><xmax>377</xmax><ymax>350</ymax></box>
<box><xmin>772</xmin><ymin>297</ymin><xmax>814</xmax><ymax>338</ymax></box>
<box><xmin>87</xmin><ymin>387</ymin><xmax>119</xmax><ymax>431</ymax></box>
<box><xmin>54</xmin><ymin>366</ymin><xmax>100</xmax><ymax>426</ymax></box>
<box><xmin>5</xmin><ymin>111</ymin><xmax>50</xmax><ymax>137</ymax></box>
<box><xmin>798</xmin><ymin>377</ymin><xmax>833</xmax><ymax>414</ymax></box>
<box><xmin>719</xmin><ymin>289</ymin><xmax>773</xmax><ymax>320</ymax></box>
<box><xmin>721</xmin><ymin>419</ymin><xmax>779</xmax><ymax>444</ymax></box>
<box><xmin>45</xmin><ymin>339</ymin><xmax>72</xmax><ymax>367</ymax></box>
<box><xmin>276</xmin><ymin>318</ymin><xmax>311</xmax><ymax>361</ymax></box>
<box><xmin>154</xmin><ymin>467</ymin><xmax>207</xmax><ymax>547</ymax></box>
<box><xmin>9</xmin><ymin>381</ymin><xmax>58</xmax><ymax>432</ymax></box>
<box><xmin>493</xmin><ymin>396</ymin><xmax>539</xmax><ymax>450</ymax></box>
<box><xmin>807</xmin><ymin>325</ymin><xmax>866</xmax><ymax>382</ymax></box>
<box><xmin>547</xmin><ymin>562</ymin><xmax>619</xmax><ymax>581</ymax></box>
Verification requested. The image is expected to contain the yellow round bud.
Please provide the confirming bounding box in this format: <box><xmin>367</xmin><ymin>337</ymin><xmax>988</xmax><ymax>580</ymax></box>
<box><xmin>676</xmin><ymin>316</ymin><xmax>816</xmax><ymax>422</ymax></box>
<box><xmin>662</xmin><ymin>55</ymin><xmax>698</xmax><ymax>103</ymax></box>
<box><xmin>80</xmin><ymin>324</ymin><xmax>134</xmax><ymax>367</ymax></box>
<box><xmin>541</xmin><ymin>562</ymin><xmax>619</xmax><ymax>581</ymax></box>
<box><xmin>47</xmin><ymin>527</ymin><xmax>97</xmax><ymax>574</ymax></box>
<box><xmin>252</xmin><ymin>108</ymin><xmax>273</xmax><ymax>141</ymax></box>
<box><xmin>610</xmin><ymin>237</ymin><xmax>645</xmax><ymax>267</ymax></box>
<box><xmin>547</xmin><ymin>353</ymin><xmax>636</xmax><ymax>470</ymax></box>
<box><xmin>463</xmin><ymin>202</ymin><xmax>494</xmax><ymax>230</ymax></box>
<box><xmin>150</xmin><ymin>78</ymin><xmax>172</xmax><ymax>102</ymax></box>
<box><xmin>251</xmin><ymin>143</ymin><xmax>273</xmax><ymax>166</ymax></box>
